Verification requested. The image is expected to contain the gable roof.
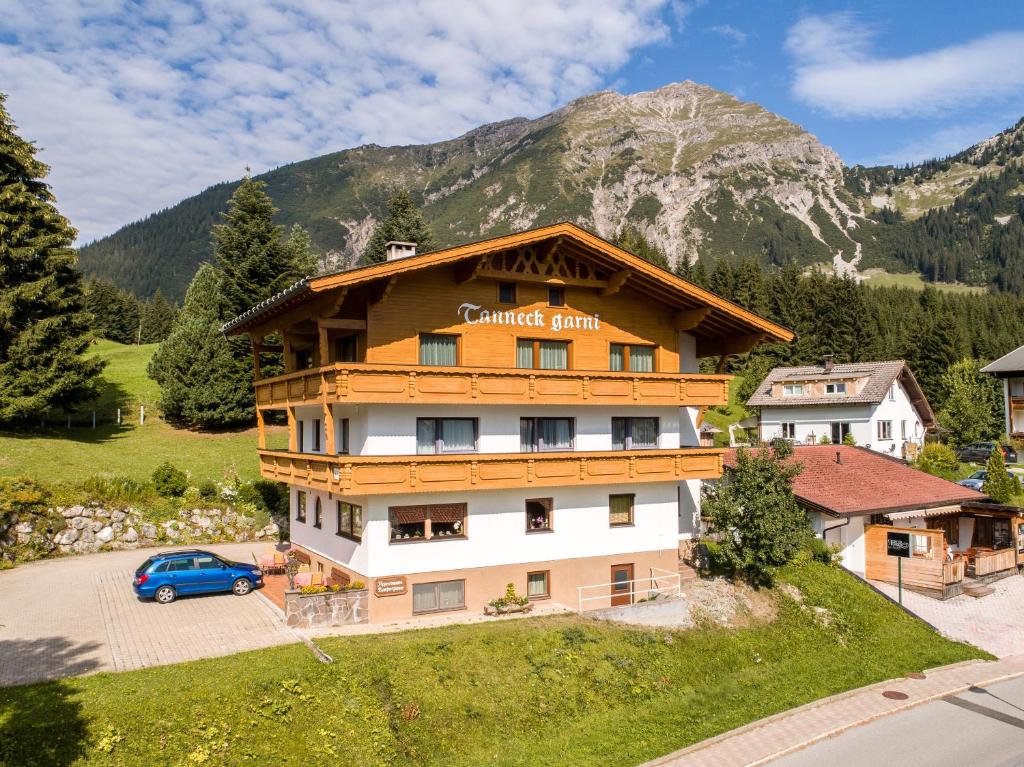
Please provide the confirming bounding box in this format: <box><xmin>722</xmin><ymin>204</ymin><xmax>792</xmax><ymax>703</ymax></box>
<box><xmin>221</xmin><ymin>222</ymin><xmax>794</xmax><ymax>348</ymax></box>
<box><xmin>981</xmin><ymin>344</ymin><xmax>1024</xmax><ymax>375</ymax></box>
<box><xmin>745</xmin><ymin>360</ymin><xmax>935</xmax><ymax>426</ymax></box>
<box><xmin>723</xmin><ymin>445</ymin><xmax>986</xmax><ymax>516</ymax></box>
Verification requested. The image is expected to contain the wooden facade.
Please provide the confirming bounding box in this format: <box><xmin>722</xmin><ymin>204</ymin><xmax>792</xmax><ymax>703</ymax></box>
<box><xmin>864</xmin><ymin>525</ymin><xmax>961</xmax><ymax>597</ymax></box>
<box><xmin>255</xmin><ymin>364</ymin><xmax>731</xmax><ymax>410</ymax></box>
<box><xmin>257</xmin><ymin>447</ymin><xmax>724</xmax><ymax>496</ymax></box>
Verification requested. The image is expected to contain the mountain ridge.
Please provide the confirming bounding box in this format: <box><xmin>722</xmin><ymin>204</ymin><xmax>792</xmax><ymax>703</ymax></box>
<box><xmin>77</xmin><ymin>81</ymin><xmax>1022</xmax><ymax>301</ymax></box>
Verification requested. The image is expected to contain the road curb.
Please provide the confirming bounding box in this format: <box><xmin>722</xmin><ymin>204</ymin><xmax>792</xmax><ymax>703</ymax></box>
<box><xmin>640</xmin><ymin>657</ymin><xmax>1024</xmax><ymax>767</ymax></box>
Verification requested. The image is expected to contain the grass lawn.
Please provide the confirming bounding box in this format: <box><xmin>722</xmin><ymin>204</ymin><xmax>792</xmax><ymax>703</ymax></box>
<box><xmin>0</xmin><ymin>340</ymin><xmax>287</xmax><ymax>484</ymax></box>
<box><xmin>0</xmin><ymin>562</ymin><xmax>986</xmax><ymax>767</ymax></box>
<box><xmin>862</xmin><ymin>270</ymin><xmax>986</xmax><ymax>295</ymax></box>
<box><xmin>703</xmin><ymin>377</ymin><xmax>751</xmax><ymax>445</ymax></box>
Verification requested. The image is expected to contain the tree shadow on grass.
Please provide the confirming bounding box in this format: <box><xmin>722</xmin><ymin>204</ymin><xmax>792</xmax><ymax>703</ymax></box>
<box><xmin>0</xmin><ymin>637</ymin><xmax>99</xmax><ymax>766</ymax></box>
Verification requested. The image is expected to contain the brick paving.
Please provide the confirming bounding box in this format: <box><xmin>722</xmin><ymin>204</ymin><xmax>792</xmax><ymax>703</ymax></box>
<box><xmin>0</xmin><ymin>543</ymin><xmax>298</xmax><ymax>687</ymax></box>
<box><xmin>642</xmin><ymin>655</ymin><xmax>1024</xmax><ymax>767</ymax></box>
<box><xmin>870</xmin><ymin>574</ymin><xmax>1024</xmax><ymax>658</ymax></box>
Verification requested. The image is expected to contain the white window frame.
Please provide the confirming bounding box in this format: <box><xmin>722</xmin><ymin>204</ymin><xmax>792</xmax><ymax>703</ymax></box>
<box><xmin>878</xmin><ymin>420</ymin><xmax>893</xmax><ymax>440</ymax></box>
<box><xmin>825</xmin><ymin>382</ymin><xmax>847</xmax><ymax>395</ymax></box>
<box><xmin>780</xmin><ymin>422</ymin><xmax>796</xmax><ymax>439</ymax></box>
<box><xmin>782</xmin><ymin>384</ymin><xmax>803</xmax><ymax>397</ymax></box>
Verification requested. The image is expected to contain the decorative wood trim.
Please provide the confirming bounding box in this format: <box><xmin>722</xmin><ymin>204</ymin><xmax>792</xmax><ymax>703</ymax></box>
<box><xmin>317</xmin><ymin>318</ymin><xmax>367</xmax><ymax>330</ymax></box>
<box><xmin>258</xmin><ymin>447</ymin><xmax>724</xmax><ymax>496</ymax></box>
<box><xmin>674</xmin><ymin>307</ymin><xmax>710</xmax><ymax>332</ymax></box>
<box><xmin>368</xmin><ymin>276</ymin><xmax>397</xmax><ymax>306</ymax></box>
<box><xmin>600</xmin><ymin>270</ymin><xmax>631</xmax><ymax>296</ymax></box>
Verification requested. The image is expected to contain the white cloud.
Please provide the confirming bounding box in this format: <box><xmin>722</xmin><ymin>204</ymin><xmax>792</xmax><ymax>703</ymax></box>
<box><xmin>0</xmin><ymin>0</ymin><xmax>669</xmax><ymax>243</ymax></box>
<box><xmin>709</xmin><ymin>24</ymin><xmax>746</xmax><ymax>46</ymax></box>
<box><xmin>785</xmin><ymin>13</ymin><xmax>1024</xmax><ymax>118</ymax></box>
<box><xmin>864</xmin><ymin>116</ymin><xmax>1018</xmax><ymax>166</ymax></box>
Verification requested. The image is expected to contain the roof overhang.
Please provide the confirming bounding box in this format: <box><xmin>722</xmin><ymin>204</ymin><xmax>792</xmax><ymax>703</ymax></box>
<box><xmin>221</xmin><ymin>222</ymin><xmax>794</xmax><ymax>350</ymax></box>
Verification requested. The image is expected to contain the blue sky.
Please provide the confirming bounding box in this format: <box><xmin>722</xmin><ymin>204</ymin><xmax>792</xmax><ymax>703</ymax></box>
<box><xmin>2</xmin><ymin>0</ymin><xmax>1023</xmax><ymax>243</ymax></box>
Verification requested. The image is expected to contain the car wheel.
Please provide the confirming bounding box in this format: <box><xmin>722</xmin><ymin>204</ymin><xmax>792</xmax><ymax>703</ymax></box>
<box><xmin>155</xmin><ymin>585</ymin><xmax>176</xmax><ymax>604</ymax></box>
<box><xmin>232</xmin><ymin>577</ymin><xmax>252</xmax><ymax>596</ymax></box>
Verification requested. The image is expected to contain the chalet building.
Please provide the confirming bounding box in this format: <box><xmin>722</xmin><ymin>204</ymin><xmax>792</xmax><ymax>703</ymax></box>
<box><xmin>747</xmin><ymin>360</ymin><xmax>935</xmax><ymax>457</ymax></box>
<box><xmin>982</xmin><ymin>345</ymin><xmax>1024</xmax><ymax>437</ymax></box>
<box><xmin>223</xmin><ymin>223</ymin><xmax>791</xmax><ymax>621</ymax></box>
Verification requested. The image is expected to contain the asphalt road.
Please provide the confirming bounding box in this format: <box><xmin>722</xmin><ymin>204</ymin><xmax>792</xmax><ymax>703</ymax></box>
<box><xmin>771</xmin><ymin>675</ymin><xmax>1024</xmax><ymax>767</ymax></box>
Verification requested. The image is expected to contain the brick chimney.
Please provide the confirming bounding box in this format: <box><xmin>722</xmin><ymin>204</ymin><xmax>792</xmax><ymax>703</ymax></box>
<box><xmin>385</xmin><ymin>241</ymin><xmax>417</xmax><ymax>261</ymax></box>
<box><xmin>823</xmin><ymin>353</ymin><xmax>835</xmax><ymax>373</ymax></box>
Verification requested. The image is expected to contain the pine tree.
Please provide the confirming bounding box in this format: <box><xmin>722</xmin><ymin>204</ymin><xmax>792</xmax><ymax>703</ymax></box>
<box><xmin>138</xmin><ymin>289</ymin><xmax>178</xmax><ymax>344</ymax></box>
<box><xmin>84</xmin><ymin>278</ymin><xmax>140</xmax><ymax>344</ymax></box>
<box><xmin>981</xmin><ymin>447</ymin><xmax>1019</xmax><ymax>503</ymax></box>
<box><xmin>284</xmin><ymin>223</ymin><xmax>317</xmax><ymax>277</ymax></box>
<box><xmin>939</xmin><ymin>358</ymin><xmax>1002</xmax><ymax>447</ymax></box>
<box><xmin>611</xmin><ymin>226</ymin><xmax>670</xmax><ymax>270</ymax></box>
<box><xmin>148</xmin><ymin>265</ymin><xmax>252</xmax><ymax>428</ymax></box>
<box><xmin>362</xmin><ymin>189</ymin><xmax>437</xmax><ymax>264</ymax></box>
<box><xmin>0</xmin><ymin>93</ymin><xmax>102</xmax><ymax>422</ymax></box>
<box><xmin>214</xmin><ymin>176</ymin><xmax>312</xmax><ymax>320</ymax></box>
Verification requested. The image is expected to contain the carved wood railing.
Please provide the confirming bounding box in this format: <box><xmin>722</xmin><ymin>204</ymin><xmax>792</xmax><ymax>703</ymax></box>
<box><xmin>254</xmin><ymin>364</ymin><xmax>730</xmax><ymax>409</ymax></box>
<box><xmin>973</xmin><ymin>548</ymin><xmax>1016</xmax><ymax>577</ymax></box>
<box><xmin>943</xmin><ymin>558</ymin><xmax>965</xmax><ymax>585</ymax></box>
<box><xmin>257</xmin><ymin>447</ymin><xmax>724</xmax><ymax>496</ymax></box>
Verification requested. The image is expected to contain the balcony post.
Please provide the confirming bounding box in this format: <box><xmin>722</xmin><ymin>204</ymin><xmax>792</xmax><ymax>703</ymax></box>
<box><xmin>287</xmin><ymin>406</ymin><xmax>297</xmax><ymax>452</ymax></box>
<box><xmin>256</xmin><ymin>408</ymin><xmax>266</xmax><ymax>450</ymax></box>
<box><xmin>323</xmin><ymin>398</ymin><xmax>335</xmax><ymax>455</ymax></box>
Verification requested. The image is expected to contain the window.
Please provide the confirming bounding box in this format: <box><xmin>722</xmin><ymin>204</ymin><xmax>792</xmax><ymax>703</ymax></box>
<box><xmin>166</xmin><ymin>557</ymin><xmax>196</xmax><ymax>572</ymax></box>
<box><xmin>911</xmin><ymin>534</ymin><xmax>932</xmax><ymax>558</ymax></box>
<box><xmin>825</xmin><ymin>382</ymin><xmax>847</xmax><ymax>395</ymax></box>
<box><xmin>609</xmin><ymin>344</ymin><xmax>655</xmax><ymax>373</ymax></box>
<box><xmin>928</xmin><ymin>516</ymin><xmax>959</xmax><ymax>546</ymax></box>
<box><xmin>878</xmin><ymin>420</ymin><xmax>893</xmax><ymax>440</ymax></box>
<box><xmin>526</xmin><ymin>571</ymin><xmax>550</xmax><ymax>599</ymax></box>
<box><xmin>782</xmin><ymin>384</ymin><xmax>803</xmax><ymax>396</ymax></box>
<box><xmin>548</xmin><ymin>286</ymin><xmax>565</xmax><ymax>307</ymax></box>
<box><xmin>520</xmin><ymin>417</ymin><xmax>574</xmax><ymax>452</ymax></box>
<box><xmin>417</xmin><ymin>418</ymin><xmax>478</xmax><ymax>454</ymax></box>
<box><xmin>336</xmin><ymin>501</ymin><xmax>363</xmax><ymax>542</ymax></box>
<box><xmin>297</xmin><ymin>420</ymin><xmax>305</xmax><ymax>452</ymax></box>
<box><xmin>889</xmin><ymin>384</ymin><xmax>897</xmax><ymax>401</ymax></box>
<box><xmin>196</xmin><ymin>554</ymin><xmax>221</xmax><ymax>569</ymax></box>
<box><xmin>390</xmin><ymin>503</ymin><xmax>467</xmax><ymax>542</ymax></box>
<box><xmin>419</xmin><ymin>333</ymin><xmax>458</xmax><ymax>366</ymax></box>
<box><xmin>412</xmin><ymin>579</ymin><xmax>466</xmax><ymax>614</ymax></box>
<box><xmin>901</xmin><ymin>420</ymin><xmax>907</xmax><ymax>440</ymax></box>
<box><xmin>516</xmin><ymin>338</ymin><xmax>569</xmax><ymax>370</ymax></box>
<box><xmin>295</xmin><ymin>349</ymin><xmax>314</xmax><ymax>370</ymax></box>
<box><xmin>781</xmin><ymin>422</ymin><xmax>796</xmax><ymax>439</ymax></box>
<box><xmin>830</xmin><ymin>422</ymin><xmax>851</xmax><ymax>443</ymax></box>
<box><xmin>337</xmin><ymin>418</ymin><xmax>350</xmax><ymax>455</ymax></box>
<box><xmin>975</xmin><ymin>518</ymin><xmax>1012</xmax><ymax>549</ymax></box>
<box><xmin>526</xmin><ymin>498</ymin><xmax>553</xmax><ymax>532</ymax></box>
<box><xmin>612</xmin><ymin>417</ymin><xmax>659</xmax><ymax>450</ymax></box>
<box><xmin>296</xmin><ymin>491</ymin><xmax>307</xmax><ymax>523</ymax></box>
<box><xmin>312</xmin><ymin>418</ymin><xmax>321</xmax><ymax>452</ymax></box>
<box><xmin>609</xmin><ymin>494</ymin><xmax>634</xmax><ymax>527</ymax></box>
<box><xmin>334</xmin><ymin>334</ymin><xmax>358</xmax><ymax>363</ymax></box>
<box><xmin>313</xmin><ymin>498</ymin><xmax>322</xmax><ymax>528</ymax></box>
<box><xmin>498</xmin><ymin>282</ymin><xmax>517</xmax><ymax>303</ymax></box>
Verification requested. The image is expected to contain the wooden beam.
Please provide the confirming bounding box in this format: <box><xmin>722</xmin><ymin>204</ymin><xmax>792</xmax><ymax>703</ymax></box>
<box><xmin>256</xmin><ymin>409</ymin><xmax>266</xmax><ymax>450</ymax></box>
<box><xmin>454</xmin><ymin>256</ymin><xmax>486</xmax><ymax>284</ymax></box>
<box><xmin>600</xmin><ymin>270</ymin><xmax>631</xmax><ymax>297</ymax></box>
<box><xmin>250</xmin><ymin>338</ymin><xmax>261</xmax><ymax>379</ymax></box>
<box><xmin>252</xmin><ymin>343</ymin><xmax>283</xmax><ymax>353</ymax></box>
<box><xmin>323</xmin><ymin>287</ymin><xmax>348</xmax><ymax>317</ymax></box>
<box><xmin>674</xmin><ymin>307</ymin><xmax>711</xmax><ymax>332</ymax></box>
<box><xmin>474</xmin><ymin>268</ymin><xmax>607</xmax><ymax>289</ymax></box>
<box><xmin>697</xmin><ymin>333</ymin><xmax>765</xmax><ymax>358</ymax></box>
<box><xmin>316</xmin><ymin>318</ymin><xmax>367</xmax><ymax>330</ymax></box>
<box><xmin>287</xmin><ymin>407</ymin><xmax>297</xmax><ymax>452</ymax></box>
<box><xmin>318</xmin><ymin>325</ymin><xmax>330</xmax><ymax>367</ymax></box>
<box><xmin>368</xmin><ymin>276</ymin><xmax>397</xmax><ymax>305</ymax></box>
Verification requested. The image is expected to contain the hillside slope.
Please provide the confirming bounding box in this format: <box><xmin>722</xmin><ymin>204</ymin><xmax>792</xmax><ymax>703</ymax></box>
<box><xmin>79</xmin><ymin>81</ymin><xmax>865</xmax><ymax>300</ymax></box>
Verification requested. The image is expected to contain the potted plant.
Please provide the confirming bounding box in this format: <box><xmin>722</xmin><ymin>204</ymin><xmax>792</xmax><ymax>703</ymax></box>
<box><xmin>484</xmin><ymin>583</ymin><xmax>533</xmax><ymax>616</ymax></box>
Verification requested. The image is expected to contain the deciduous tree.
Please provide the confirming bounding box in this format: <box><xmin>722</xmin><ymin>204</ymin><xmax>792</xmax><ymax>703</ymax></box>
<box><xmin>939</xmin><ymin>358</ymin><xmax>1002</xmax><ymax>447</ymax></box>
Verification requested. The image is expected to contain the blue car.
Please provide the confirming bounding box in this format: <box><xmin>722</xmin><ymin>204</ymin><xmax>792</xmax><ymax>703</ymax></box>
<box><xmin>133</xmin><ymin>549</ymin><xmax>263</xmax><ymax>604</ymax></box>
<box><xmin>956</xmin><ymin>469</ymin><xmax>1018</xmax><ymax>492</ymax></box>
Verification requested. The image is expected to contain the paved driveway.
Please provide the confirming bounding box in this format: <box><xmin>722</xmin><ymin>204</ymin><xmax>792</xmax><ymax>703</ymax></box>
<box><xmin>871</xmin><ymin>574</ymin><xmax>1024</xmax><ymax>657</ymax></box>
<box><xmin>0</xmin><ymin>543</ymin><xmax>298</xmax><ymax>687</ymax></box>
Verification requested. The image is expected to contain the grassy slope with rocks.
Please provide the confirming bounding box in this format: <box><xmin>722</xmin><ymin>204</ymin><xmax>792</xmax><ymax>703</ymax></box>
<box><xmin>0</xmin><ymin>561</ymin><xmax>986</xmax><ymax>767</ymax></box>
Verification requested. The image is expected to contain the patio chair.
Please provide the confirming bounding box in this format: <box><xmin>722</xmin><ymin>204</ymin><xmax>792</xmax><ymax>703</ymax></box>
<box><xmin>309</xmin><ymin>572</ymin><xmax>323</xmax><ymax>586</ymax></box>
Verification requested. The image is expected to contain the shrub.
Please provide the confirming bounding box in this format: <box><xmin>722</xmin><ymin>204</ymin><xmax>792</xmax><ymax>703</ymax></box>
<box><xmin>805</xmin><ymin>537</ymin><xmax>839</xmax><ymax>565</ymax></box>
<box><xmin>198</xmin><ymin>480</ymin><xmax>218</xmax><ymax>501</ymax></box>
<box><xmin>700</xmin><ymin>540</ymin><xmax>735</xmax><ymax>575</ymax></box>
<box><xmin>842</xmin><ymin>432</ymin><xmax>856</xmax><ymax>446</ymax></box>
<box><xmin>152</xmin><ymin>462</ymin><xmax>187</xmax><ymax>498</ymax></box>
<box><xmin>488</xmin><ymin>582</ymin><xmax>529</xmax><ymax>610</ymax></box>
<box><xmin>818</xmin><ymin>435</ymin><xmax>832</xmax><ymax>445</ymax></box>
<box><xmin>915</xmin><ymin>442</ymin><xmax>960</xmax><ymax>478</ymax></box>
<box><xmin>80</xmin><ymin>475</ymin><xmax>153</xmax><ymax>505</ymax></box>
<box><xmin>982</xmin><ymin>449</ymin><xmax>1020</xmax><ymax>503</ymax></box>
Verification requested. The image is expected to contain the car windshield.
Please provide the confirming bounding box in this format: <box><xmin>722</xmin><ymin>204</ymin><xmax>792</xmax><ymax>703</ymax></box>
<box><xmin>135</xmin><ymin>557</ymin><xmax>155</xmax><ymax>575</ymax></box>
<box><xmin>970</xmin><ymin>471</ymin><xmax>987</xmax><ymax>480</ymax></box>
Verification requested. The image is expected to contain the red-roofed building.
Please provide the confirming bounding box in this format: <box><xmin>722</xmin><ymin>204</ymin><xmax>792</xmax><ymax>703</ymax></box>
<box><xmin>722</xmin><ymin>445</ymin><xmax>1022</xmax><ymax>596</ymax></box>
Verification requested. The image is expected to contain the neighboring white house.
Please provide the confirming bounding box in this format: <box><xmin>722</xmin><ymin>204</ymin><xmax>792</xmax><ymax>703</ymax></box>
<box><xmin>747</xmin><ymin>360</ymin><xmax>935</xmax><ymax>458</ymax></box>
<box><xmin>982</xmin><ymin>345</ymin><xmax>1024</xmax><ymax>437</ymax></box>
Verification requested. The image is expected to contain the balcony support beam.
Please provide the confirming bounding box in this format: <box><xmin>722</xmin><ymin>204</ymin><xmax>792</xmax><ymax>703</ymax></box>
<box><xmin>674</xmin><ymin>307</ymin><xmax>710</xmax><ymax>332</ymax></box>
<box><xmin>600</xmin><ymin>270</ymin><xmax>631</xmax><ymax>297</ymax></box>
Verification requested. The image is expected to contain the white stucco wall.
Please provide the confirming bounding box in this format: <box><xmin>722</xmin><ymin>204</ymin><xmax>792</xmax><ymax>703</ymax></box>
<box><xmin>289</xmin><ymin>483</ymin><xmax>679</xmax><ymax>577</ymax></box>
<box><xmin>758</xmin><ymin>379</ymin><xmax>924</xmax><ymax>455</ymax></box>
<box><xmin>816</xmin><ymin>512</ymin><xmax>866</xmax><ymax>574</ymax></box>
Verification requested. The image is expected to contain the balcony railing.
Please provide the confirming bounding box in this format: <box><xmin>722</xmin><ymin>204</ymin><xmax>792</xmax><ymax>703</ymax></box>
<box><xmin>255</xmin><ymin>363</ymin><xmax>730</xmax><ymax>409</ymax></box>
<box><xmin>257</xmin><ymin>447</ymin><xmax>724</xmax><ymax>496</ymax></box>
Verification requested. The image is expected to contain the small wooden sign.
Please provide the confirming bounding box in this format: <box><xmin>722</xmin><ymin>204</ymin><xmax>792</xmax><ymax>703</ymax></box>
<box><xmin>374</xmin><ymin>576</ymin><xmax>407</xmax><ymax>597</ymax></box>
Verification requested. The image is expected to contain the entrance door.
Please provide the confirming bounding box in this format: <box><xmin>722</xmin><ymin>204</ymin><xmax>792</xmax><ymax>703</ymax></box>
<box><xmin>610</xmin><ymin>564</ymin><xmax>634</xmax><ymax>607</ymax></box>
<box><xmin>830</xmin><ymin>422</ymin><xmax>850</xmax><ymax>444</ymax></box>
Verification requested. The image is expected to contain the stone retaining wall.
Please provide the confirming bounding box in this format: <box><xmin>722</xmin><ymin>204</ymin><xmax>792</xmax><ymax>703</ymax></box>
<box><xmin>2</xmin><ymin>503</ymin><xmax>280</xmax><ymax>562</ymax></box>
<box><xmin>283</xmin><ymin>589</ymin><xmax>369</xmax><ymax>628</ymax></box>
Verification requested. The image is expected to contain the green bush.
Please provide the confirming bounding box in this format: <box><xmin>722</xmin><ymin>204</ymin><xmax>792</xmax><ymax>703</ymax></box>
<box><xmin>151</xmin><ymin>462</ymin><xmax>187</xmax><ymax>498</ymax></box>
<box><xmin>915</xmin><ymin>442</ymin><xmax>960</xmax><ymax>478</ymax></box>
<box><xmin>818</xmin><ymin>434</ymin><xmax>832</xmax><ymax>445</ymax></box>
<box><xmin>842</xmin><ymin>432</ymin><xmax>856</xmax><ymax>446</ymax></box>
<box><xmin>805</xmin><ymin>537</ymin><xmax>839</xmax><ymax>565</ymax></box>
<box><xmin>80</xmin><ymin>475</ymin><xmax>153</xmax><ymax>505</ymax></box>
<box><xmin>198</xmin><ymin>480</ymin><xmax>218</xmax><ymax>501</ymax></box>
<box><xmin>700</xmin><ymin>540</ymin><xmax>736</xmax><ymax>575</ymax></box>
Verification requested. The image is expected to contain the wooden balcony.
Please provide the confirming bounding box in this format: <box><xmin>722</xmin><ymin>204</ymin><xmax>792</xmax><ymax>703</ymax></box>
<box><xmin>257</xmin><ymin>447</ymin><xmax>724</xmax><ymax>496</ymax></box>
<box><xmin>254</xmin><ymin>363</ymin><xmax>730</xmax><ymax>410</ymax></box>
